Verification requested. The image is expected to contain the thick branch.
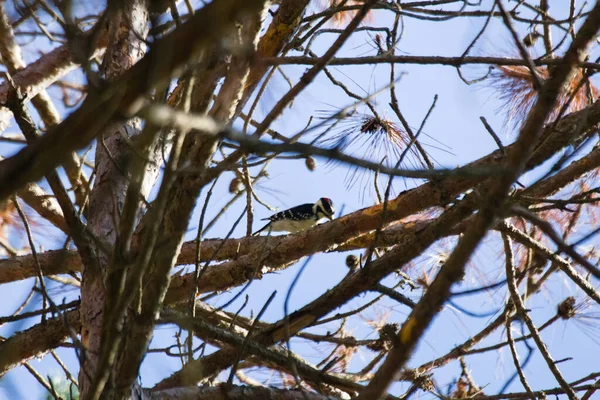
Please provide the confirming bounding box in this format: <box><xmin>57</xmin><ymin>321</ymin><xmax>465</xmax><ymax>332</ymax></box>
<box><xmin>243</xmin><ymin>0</ymin><xmax>311</xmax><ymax>101</ymax></box>
<box><xmin>0</xmin><ymin>310</ymin><xmax>80</xmax><ymax>376</ymax></box>
<box><xmin>0</xmin><ymin>220</ymin><xmax>427</xmax><ymax>285</ymax></box>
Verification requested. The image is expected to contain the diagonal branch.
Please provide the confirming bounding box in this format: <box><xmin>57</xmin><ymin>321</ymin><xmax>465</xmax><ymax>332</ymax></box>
<box><xmin>504</xmin><ymin>235</ymin><xmax>578</xmax><ymax>399</ymax></box>
<box><xmin>242</xmin><ymin>0</ymin><xmax>311</xmax><ymax>102</ymax></box>
<box><xmin>161</xmin><ymin>310</ymin><xmax>395</xmax><ymax>399</ymax></box>
<box><xmin>357</xmin><ymin>3</ymin><xmax>600</xmax><ymax>396</ymax></box>
<box><xmin>155</xmin><ymin>197</ymin><xmax>474</xmax><ymax>389</ymax></box>
<box><xmin>0</xmin><ymin>310</ymin><xmax>80</xmax><ymax>376</ymax></box>
<box><xmin>0</xmin><ymin>30</ymin><xmax>106</xmax><ymax>133</ymax></box>
<box><xmin>16</xmin><ymin>180</ymin><xmax>68</xmax><ymax>233</ymax></box>
<box><xmin>500</xmin><ymin>221</ymin><xmax>600</xmax><ymax>305</ymax></box>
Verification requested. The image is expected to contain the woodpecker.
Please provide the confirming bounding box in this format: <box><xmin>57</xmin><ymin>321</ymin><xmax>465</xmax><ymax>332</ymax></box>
<box><xmin>252</xmin><ymin>198</ymin><xmax>335</xmax><ymax>236</ymax></box>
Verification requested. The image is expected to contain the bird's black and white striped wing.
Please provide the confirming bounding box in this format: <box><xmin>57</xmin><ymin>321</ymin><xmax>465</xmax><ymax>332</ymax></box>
<box><xmin>265</xmin><ymin>203</ymin><xmax>315</xmax><ymax>222</ymax></box>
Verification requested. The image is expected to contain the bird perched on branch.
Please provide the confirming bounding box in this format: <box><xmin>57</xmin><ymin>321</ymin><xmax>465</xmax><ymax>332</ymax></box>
<box><xmin>252</xmin><ymin>198</ymin><xmax>335</xmax><ymax>236</ymax></box>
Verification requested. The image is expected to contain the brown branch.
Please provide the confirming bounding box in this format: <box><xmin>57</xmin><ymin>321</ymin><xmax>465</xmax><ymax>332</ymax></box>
<box><xmin>164</xmin><ymin>221</ymin><xmax>430</xmax><ymax>303</ymax></box>
<box><xmin>513</xmin><ymin>206</ymin><xmax>600</xmax><ymax>279</ymax></box>
<box><xmin>522</xmin><ymin>145</ymin><xmax>600</xmax><ymax>199</ymax></box>
<box><xmin>264</xmin><ymin>54</ymin><xmax>600</xmax><ymax>69</ymax></box>
<box><xmin>0</xmin><ymin>309</ymin><xmax>80</xmax><ymax>376</ymax></box>
<box><xmin>540</xmin><ymin>0</ymin><xmax>554</xmax><ymax>57</ymax></box>
<box><xmin>582</xmin><ymin>379</ymin><xmax>600</xmax><ymax>400</ymax></box>
<box><xmin>496</xmin><ymin>0</ymin><xmax>543</xmax><ymax>89</ymax></box>
<box><xmin>23</xmin><ymin>361</ymin><xmax>61</xmax><ymax>399</ymax></box>
<box><xmin>161</xmin><ymin>310</ymin><xmax>394</xmax><ymax>399</ymax></box>
<box><xmin>16</xmin><ymin>180</ymin><xmax>68</xmax><ymax>233</ymax></box>
<box><xmin>242</xmin><ymin>0</ymin><xmax>311</xmax><ymax>101</ymax></box>
<box><xmin>499</xmin><ymin>221</ymin><xmax>600</xmax><ymax>305</ymax></box>
<box><xmin>504</xmin><ymin>265</ymin><xmax>536</xmax><ymax>399</ymax></box>
<box><xmin>464</xmin><ymin>313</ymin><xmax>560</xmax><ymax>356</ymax></box>
<box><xmin>0</xmin><ymin>220</ymin><xmax>428</xmax><ymax>285</ymax></box>
<box><xmin>0</xmin><ymin>30</ymin><xmax>106</xmax><ymax>133</ymax></box>
<box><xmin>0</xmin><ymin>249</ymin><xmax>81</xmax><ymax>285</ymax></box>
<box><xmin>0</xmin><ymin>300</ymin><xmax>79</xmax><ymax>325</ymax></box>
<box><xmin>503</xmin><ymin>235</ymin><xmax>578</xmax><ymax>399</ymax></box>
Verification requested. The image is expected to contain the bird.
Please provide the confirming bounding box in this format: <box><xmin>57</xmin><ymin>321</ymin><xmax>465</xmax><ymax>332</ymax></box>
<box><xmin>252</xmin><ymin>198</ymin><xmax>335</xmax><ymax>236</ymax></box>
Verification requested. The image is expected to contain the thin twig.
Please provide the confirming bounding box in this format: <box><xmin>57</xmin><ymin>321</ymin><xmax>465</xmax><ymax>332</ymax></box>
<box><xmin>227</xmin><ymin>290</ymin><xmax>277</xmax><ymax>386</ymax></box>
<box><xmin>23</xmin><ymin>362</ymin><xmax>61</xmax><ymax>400</ymax></box>
<box><xmin>188</xmin><ymin>177</ymin><xmax>219</xmax><ymax>360</ymax></box>
<box><xmin>13</xmin><ymin>196</ymin><xmax>48</xmax><ymax>322</ymax></box>
<box><xmin>512</xmin><ymin>206</ymin><xmax>600</xmax><ymax>279</ymax></box>
<box><xmin>502</xmin><ymin>240</ymin><xmax>536</xmax><ymax>400</ymax></box>
<box><xmin>496</xmin><ymin>0</ymin><xmax>543</xmax><ymax>90</ymax></box>
<box><xmin>480</xmin><ymin>116</ymin><xmax>506</xmax><ymax>154</ymax></box>
<box><xmin>503</xmin><ymin>234</ymin><xmax>578</xmax><ymax>400</ymax></box>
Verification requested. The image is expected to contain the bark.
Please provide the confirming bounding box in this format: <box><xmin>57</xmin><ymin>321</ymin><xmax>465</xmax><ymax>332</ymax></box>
<box><xmin>78</xmin><ymin>1</ymin><xmax>151</xmax><ymax>398</ymax></box>
<box><xmin>0</xmin><ymin>220</ymin><xmax>428</xmax><ymax>285</ymax></box>
<box><xmin>243</xmin><ymin>0</ymin><xmax>311</xmax><ymax>101</ymax></box>
<box><xmin>75</xmin><ymin>2</ymin><xmax>269</xmax><ymax>399</ymax></box>
<box><xmin>0</xmin><ymin>310</ymin><xmax>80</xmax><ymax>376</ymax></box>
<box><xmin>109</xmin><ymin>4</ymin><xmax>269</xmax><ymax>397</ymax></box>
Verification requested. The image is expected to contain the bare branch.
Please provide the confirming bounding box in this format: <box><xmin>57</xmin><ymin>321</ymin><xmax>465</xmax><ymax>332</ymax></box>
<box><xmin>504</xmin><ymin>234</ymin><xmax>578</xmax><ymax>399</ymax></box>
<box><xmin>0</xmin><ymin>310</ymin><xmax>80</xmax><ymax>376</ymax></box>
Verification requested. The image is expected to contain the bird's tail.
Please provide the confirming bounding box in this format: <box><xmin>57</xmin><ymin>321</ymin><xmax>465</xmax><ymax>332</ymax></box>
<box><xmin>252</xmin><ymin>222</ymin><xmax>272</xmax><ymax>236</ymax></box>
